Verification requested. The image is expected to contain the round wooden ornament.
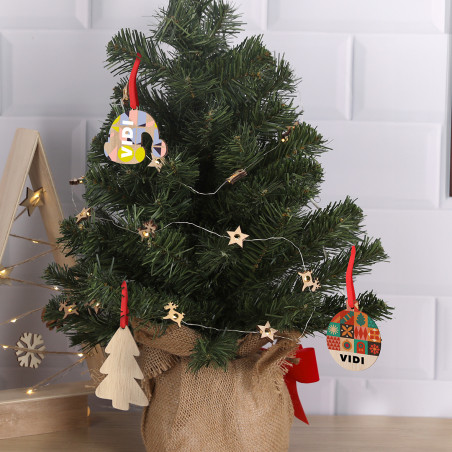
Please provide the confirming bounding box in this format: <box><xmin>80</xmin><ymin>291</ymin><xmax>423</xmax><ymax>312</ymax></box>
<box><xmin>104</xmin><ymin>110</ymin><xmax>167</xmax><ymax>164</ymax></box>
<box><xmin>103</xmin><ymin>53</ymin><xmax>167</xmax><ymax>165</ymax></box>
<box><xmin>326</xmin><ymin>246</ymin><xmax>382</xmax><ymax>371</ymax></box>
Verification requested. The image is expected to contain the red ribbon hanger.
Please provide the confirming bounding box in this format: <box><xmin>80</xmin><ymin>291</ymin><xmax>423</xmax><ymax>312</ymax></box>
<box><xmin>346</xmin><ymin>245</ymin><xmax>357</xmax><ymax>309</ymax></box>
<box><xmin>120</xmin><ymin>281</ymin><xmax>129</xmax><ymax>328</ymax></box>
<box><xmin>128</xmin><ymin>53</ymin><xmax>142</xmax><ymax>110</ymax></box>
<box><xmin>283</xmin><ymin>345</ymin><xmax>319</xmax><ymax>424</ymax></box>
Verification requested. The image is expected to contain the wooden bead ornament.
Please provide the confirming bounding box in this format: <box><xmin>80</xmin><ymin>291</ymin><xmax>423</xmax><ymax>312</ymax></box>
<box><xmin>95</xmin><ymin>281</ymin><xmax>148</xmax><ymax>411</ymax></box>
<box><xmin>326</xmin><ymin>246</ymin><xmax>382</xmax><ymax>371</ymax></box>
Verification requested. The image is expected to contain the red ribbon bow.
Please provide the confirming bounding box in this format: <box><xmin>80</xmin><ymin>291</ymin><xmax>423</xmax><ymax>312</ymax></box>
<box><xmin>283</xmin><ymin>345</ymin><xmax>319</xmax><ymax>424</ymax></box>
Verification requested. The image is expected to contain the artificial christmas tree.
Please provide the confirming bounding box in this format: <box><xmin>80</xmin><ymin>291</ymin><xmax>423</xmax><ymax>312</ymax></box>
<box><xmin>42</xmin><ymin>0</ymin><xmax>392</xmax><ymax>450</ymax></box>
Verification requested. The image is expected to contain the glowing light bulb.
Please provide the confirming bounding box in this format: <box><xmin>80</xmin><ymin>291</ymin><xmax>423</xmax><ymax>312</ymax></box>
<box><xmin>77</xmin><ymin>353</ymin><xmax>84</xmax><ymax>357</ymax></box>
<box><xmin>68</xmin><ymin>308</ymin><xmax>73</xmax><ymax>313</ymax></box>
<box><xmin>53</xmin><ymin>286</ymin><xmax>59</xmax><ymax>291</ymax></box>
<box><xmin>0</xmin><ymin>269</ymin><xmax>6</xmax><ymax>275</ymax></box>
<box><xmin>10</xmin><ymin>318</ymin><xmax>17</xmax><ymax>323</ymax></box>
<box><xmin>26</xmin><ymin>389</ymin><xmax>34</xmax><ymax>395</ymax></box>
<box><xmin>32</xmin><ymin>240</ymin><xmax>39</xmax><ymax>244</ymax></box>
<box><xmin>2</xmin><ymin>346</ymin><xmax>8</xmax><ymax>349</ymax></box>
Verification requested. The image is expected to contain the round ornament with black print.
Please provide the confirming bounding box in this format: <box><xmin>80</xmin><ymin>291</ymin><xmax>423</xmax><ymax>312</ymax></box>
<box><xmin>326</xmin><ymin>307</ymin><xmax>381</xmax><ymax>371</ymax></box>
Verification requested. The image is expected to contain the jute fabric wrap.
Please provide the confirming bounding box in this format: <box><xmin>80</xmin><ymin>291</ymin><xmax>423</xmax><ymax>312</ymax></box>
<box><xmin>133</xmin><ymin>323</ymin><xmax>299</xmax><ymax>452</ymax></box>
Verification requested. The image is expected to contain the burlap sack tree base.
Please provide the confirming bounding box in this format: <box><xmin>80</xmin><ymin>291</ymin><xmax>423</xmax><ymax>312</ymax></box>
<box><xmin>133</xmin><ymin>322</ymin><xmax>300</xmax><ymax>452</ymax></box>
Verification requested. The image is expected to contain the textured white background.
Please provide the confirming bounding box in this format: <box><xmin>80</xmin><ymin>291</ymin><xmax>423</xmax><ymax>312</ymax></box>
<box><xmin>0</xmin><ymin>0</ymin><xmax>451</xmax><ymax>417</ymax></box>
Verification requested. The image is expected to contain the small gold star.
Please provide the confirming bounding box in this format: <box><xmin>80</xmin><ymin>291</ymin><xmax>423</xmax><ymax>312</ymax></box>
<box><xmin>148</xmin><ymin>156</ymin><xmax>165</xmax><ymax>172</ymax></box>
<box><xmin>20</xmin><ymin>187</ymin><xmax>44</xmax><ymax>216</ymax></box>
<box><xmin>258</xmin><ymin>321</ymin><xmax>278</xmax><ymax>341</ymax></box>
<box><xmin>0</xmin><ymin>266</ymin><xmax>13</xmax><ymax>285</ymax></box>
<box><xmin>227</xmin><ymin>226</ymin><xmax>249</xmax><ymax>248</ymax></box>
<box><xmin>76</xmin><ymin>207</ymin><xmax>92</xmax><ymax>224</ymax></box>
<box><xmin>59</xmin><ymin>301</ymin><xmax>80</xmax><ymax>319</ymax></box>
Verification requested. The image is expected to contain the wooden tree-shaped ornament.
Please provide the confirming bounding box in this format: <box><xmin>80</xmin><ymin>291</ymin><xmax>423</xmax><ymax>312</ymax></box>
<box><xmin>95</xmin><ymin>281</ymin><xmax>149</xmax><ymax>410</ymax></box>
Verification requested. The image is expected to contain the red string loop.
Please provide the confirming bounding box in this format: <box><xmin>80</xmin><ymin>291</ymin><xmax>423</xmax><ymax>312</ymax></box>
<box><xmin>120</xmin><ymin>281</ymin><xmax>129</xmax><ymax>328</ymax></box>
<box><xmin>129</xmin><ymin>53</ymin><xmax>142</xmax><ymax>110</ymax></box>
<box><xmin>346</xmin><ymin>246</ymin><xmax>356</xmax><ymax>309</ymax></box>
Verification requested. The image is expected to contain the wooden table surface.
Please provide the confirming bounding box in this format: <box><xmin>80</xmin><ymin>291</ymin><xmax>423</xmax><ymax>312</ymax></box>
<box><xmin>0</xmin><ymin>411</ymin><xmax>451</xmax><ymax>451</ymax></box>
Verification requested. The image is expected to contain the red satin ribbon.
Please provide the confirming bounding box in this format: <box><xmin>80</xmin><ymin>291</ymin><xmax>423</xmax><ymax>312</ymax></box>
<box><xmin>346</xmin><ymin>245</ymin><xmax>356</xmax><ymax>309</ymax></box>
<box><xmin>129</xmin><ymin>53</ymin><xmax>142</xmax><ymax>110</ymax></box>
<box><xmin>120</xmin><ymin>281</ymin><xmax>129</xmax><ymax>328</ymax></box>
<box><xmin>283</xmin><ymin>345</ymin><xmax>319</xmax><ymax>424</ymax></box>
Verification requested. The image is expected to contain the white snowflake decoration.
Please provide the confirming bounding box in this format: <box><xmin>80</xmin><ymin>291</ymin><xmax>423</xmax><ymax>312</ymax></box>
<box><xmin>16</xmin><ymin>332</ymin><xmax>46</xmax><ymax>368</ymax></box>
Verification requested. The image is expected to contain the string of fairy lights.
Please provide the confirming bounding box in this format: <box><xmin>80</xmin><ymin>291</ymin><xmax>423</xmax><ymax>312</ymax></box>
<box><xmin>0</xmin><ymin>111</ymin><xmax>325</xmax><ymax>396</ymax></box>
<box><xmin>66</xmin><ymin>121</ymin><xmax>322</xmax><ymax>344</ymax></box>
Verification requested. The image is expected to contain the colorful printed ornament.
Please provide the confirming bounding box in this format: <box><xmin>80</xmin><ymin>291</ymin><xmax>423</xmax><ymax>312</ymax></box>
<box><xmin>104</xmin><ymin>54</ymin><xmax>167</xmax><ymax>166</ymax></box>
<box><xmin>104</xmin><ymin>111</ymin><xmax>167</xmax><ymax>165</ymax></box>
<box><xmin>326</xmin><ymin>246</ymin><xmax>382</xmax><ymax>371</ymax></box>
<box><xmin>95</xmin><ymin>281</ymin><xmax>148</xmax><ymax>411</ymax></box>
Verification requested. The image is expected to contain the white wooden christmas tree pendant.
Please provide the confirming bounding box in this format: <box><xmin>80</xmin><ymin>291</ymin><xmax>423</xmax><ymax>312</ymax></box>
<box><xmin>95</xmin><ymin>325</ymin><xmax>148</xmax><ymax>411</ymax></box>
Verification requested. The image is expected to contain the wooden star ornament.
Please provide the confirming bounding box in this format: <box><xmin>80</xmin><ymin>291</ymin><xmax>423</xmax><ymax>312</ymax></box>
<box><xmin>258</xmin><ymin>321</ymin><xmax>278</xmax><ymax>341</ymax></box>
<box><xmin>148</xmin><ymin>156</ymin><xmax>164</xmax><ymax>172</ymax></box>
<box><xmin>227</xmin><ymin>226</ymin><xmax>249</xmax><ymax>248</ymax></box>
<box><xmin>76</xmin><ymin>207</ymin><xmax>92</xmax><ymax>224</ymax></box>
<box><xmin>20</xmin><ymin>187</ymin><xmax>44</xmax><ymax>216</ymax></box>
<box><xmin>59</xmin><ymin>301</ymin><xmax>80</xmax><ymax>319</ymax></box>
